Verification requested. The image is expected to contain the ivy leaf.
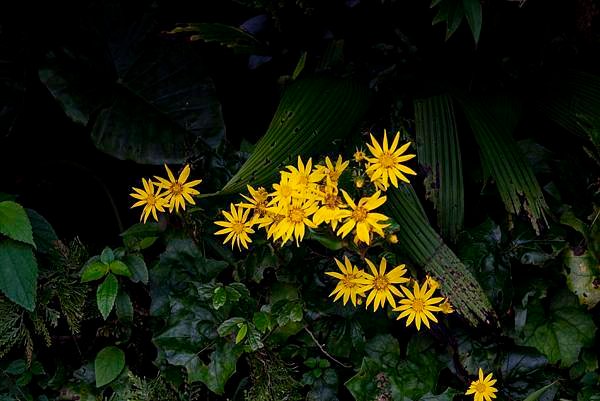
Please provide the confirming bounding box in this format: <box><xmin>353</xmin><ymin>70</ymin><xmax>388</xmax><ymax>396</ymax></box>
<box><xmin>517</xmin><ymin>290</ymin><xmax>596</xmax><ymax>368</ymax></box>
<box><xmin>109</xmin><ymin>260</ymin><xmax>132</xmax><ymax>278</ymax></box>
<box><xmin>0</xmin><ymin>239</ymin><xmax>38</xmax><ymax>311</ymax></box>
<box><xmin>94</xmin><ymin>346</ymin><xmax>126</xmax><ymax>387</ymax></box>
<box><xmin>0</xmin><ymin>201</ymin><xmax>35</xmax><ymax>247</ymax></box>
<box><xmin>187</xmin><ymin>342</ymin><xmax>242</xmax><ymax>394</ymax></box>
<box><xmin>96</xmin><ymin>273</ymin><xmax>119</xmax><ymax>320</ymax></box>
<box><xmin>81</xmin><ymin>261</ymin><xmax>109</xmax><ymax>283</ymax></box>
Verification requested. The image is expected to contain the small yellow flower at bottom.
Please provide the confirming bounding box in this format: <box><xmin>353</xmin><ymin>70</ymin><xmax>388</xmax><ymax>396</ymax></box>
<box><xmin>214</xmin><ymin>203</ymin><xmax>255</xmax><ymax>250</ymax></box>
<box><xmin>394</xmin><ymin>280</ymin><xmax>444</xmax><ymax>330</ymax></box>
<box><xmin>465</xmin><ymin>368</ymin><xmax>498</xmax><ymax>401</ymax></box>
<box><xmin>130</xmin><ymin>178</ymin><xmax>169</xmax><ymax>223</ymax></box>
<box><xmin>325</xmin><ymin>256</ymin><xmax>369</xmax><ymax>307</ymax></box>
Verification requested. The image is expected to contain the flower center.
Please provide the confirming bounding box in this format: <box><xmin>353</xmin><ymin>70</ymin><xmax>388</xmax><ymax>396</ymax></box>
<box><xmin>379</xmin><ymin>152</ymin><xmax>395</xmax><ymax>168</ymax></box>
<box><xmin>231</xmin><ymin>222</ymin><xmax>245</xmax><ymax>234</ymax></box>
<box><xmin>412</xmin><ymin>299</ymin><xmax>425</xmax><ymax>312</ymax></box>
<box><xmin>289</xmin><ymin>206</ymin><xmax>305</xmax><ymax>223</ymax></box>
<box><xmin>374</xmin><ymin>276</ymin><xmax>389</xmax><ymax>290</ymax></box>
<box><xmin>325</xmin><ymin>194</ymin><xmax>339</xmax><ymax>209</ymax></box>
<box><xmin>171</xmin><ymin>182</ymin><xmax>183</xmax><ymax>195</ymax></box>
<box><xmin>475</xmin><ymin>383</ymin><xmax>487</xmax><ymax>394</ymax></box>
<box><xmin>352</xmin><ymin>207</ymin><xmax>368</xmax><ymax>222</ymax></box>
<box><xmin>255</xmin><ymin>188</ymin><xmax>269</xmax><ymax>202</ymax></box>
<box><xmin>146</xmin><ymin>194</ymin><xmax>156</xmax><ymax>206</ymax></box>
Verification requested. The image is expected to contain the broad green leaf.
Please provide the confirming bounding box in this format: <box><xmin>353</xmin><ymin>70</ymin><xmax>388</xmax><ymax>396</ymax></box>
<box><xmin>109</xmin><ymin>260</ymin><xmax>132</xmax><ymax>278</ymax></box>
<box><xmin>457</xmin><ymin>95</ymin><xmax>548</xmax><ymax>234</ymax></box>
<box><xmin>94</xmin><ymin>346</ymin><xmax>125</xmax><ymax>387</ymax></box>
<box><xmin>217</xmin><ymin>76</ymin><xmax>369</xmax><ymax>195</ymax></box>
<box><xmin>0</xmin><ymin>201</ymin><xmax>34</xmax><ymax>247</ymax></box>
<box><xmin>212</xmin><ymin>287</ymin><xmax>227</xmax><ymax>310</ymax></box>
<box><xmin>81</xmin><ymin>261</ymin><xmax>109</xmax><ymax>283</ymax></box>
<box><xmin>120</xmin><ymin>223</ymin><xmax>161</xmax><ymax>239</ymax></box>
<box><xmin>187</xmin><ymin>342</ymin><xmax>242</xmax><ymax>394</ymax></box>
<box><xmin>383</xmin><ymin>185</ymin><xmax>494</xmax><ymax>324</ymax></box>
<box><xmin>523</xmin><ymin>381</ymin><xmax>559</xmax><ymax>401</ymax></box>
<box><xmin>122</xmin><ymin>255</ymin><xmax>148</xmax><ymax>284</ymax></box>
<box><xmin>96</xmin><ymin>273</ymin><xmax>119</xmax><ymax>320</ymax></box>
<box><xmin>166</xmin><ymin>23</ymin><xmax>267</xmax><ymax>55</ymax></box>
<box><xmin>115</xmin><ymin>291</ymin><xmax>134</xmax><ymax>322</ymax></box>
<box><xmin>415</xmin><ymin>95</ymin><xmax>464</xmax><ymax>241</ymax></box>
<box><xmin>518</xmin><ymin>290</ymin><xmax>596</xmax><ymax>367</ymax></box>
<box><xmin>217</xmin><ymin>317</ymin><xmax>246</xmax><ymax>337</ymax></box>
<box><xmin>419</xmin><ymin>388</ymin><xmax>460</xmax><ymax>401</ymax></box>
<box><xmin>100</xmin><ymin>247</ymin><xmax>114</xmax><ymax>264</ymax></box>
<box><xmin>462</xmin><ymin>0</ymin><xmax>482</xmax><ymax>43</ymax></box>
<box><xmin>0</xmin><ymin>239</ymin><xmax>37</xmax><ymax>311</ymax></box>
<box><xmin>253</xmin><ymin>311</ymin><xmax>271</xmax><ymax>333</ymax></box>
<box><xmin>5</xmin><ymin>359</ymin><xmax>27</xmax><ymax>375</ymax></box>
<box><xmin>25</xmin><ymin>209</ymin><xmax>57</xmax><ymax>254</ymax></box>
<box><xmin>159</xmin><ymin>238</ymin><xmax>227</xmax><ymax>280</ymax></box>
<box><xmin>564</xmin><ymin>248</ymin><xmax>600</xmax><ymax>309</ymax></box>
<box><xmin>235</xmin><ymin>323</ymin><xmax>248</xmax><ymax>344</ymax></box>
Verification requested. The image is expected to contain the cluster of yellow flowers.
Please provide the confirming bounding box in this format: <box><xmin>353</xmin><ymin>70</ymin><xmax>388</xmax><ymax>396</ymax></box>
<box><xmin>326</xmin><ymin>255</ymin><xmax>454</xmax><ymax>330</ymax></box>
<box><xmin>214</xmin><ymin>130</ymin><xmax>416</xmax><ymax>250</ymax></box>
<box><xmin>129</xmin><ymin>164</ymin><xmax>202</xmax><ymax>223</ymax></box>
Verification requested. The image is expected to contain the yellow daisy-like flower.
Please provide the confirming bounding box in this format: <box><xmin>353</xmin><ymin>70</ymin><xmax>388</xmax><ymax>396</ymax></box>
<box><xmin>214</xmin><ymin>203</ymin><xmax>255</xmax><ymax>250</ymax></box>
<box><xmin>466</xmin><ymin>368</ymin><xmax>498</xmax><ymax>401</ymax></box>
<box><xmin>285</xmin><ymin>156</ymin><xmax>321</xmax><ymax>191</ymax></box>
<box><xmin>130</xmin><ymin>178</ymin><xmax>169</xmax><ymax>223</ymax></box>
<box><xmin>272</xmin><ymin>198</ymin><xmax>318</xmax><ymax>246</ymax></box>
<box><xmin>154</xmin><ymin>164</ymin><xmax>202</xmax><ymax>212</ymax></box>
<box><xmin>326</xmin><ymin>256</ymin><xmax>369</xmax><ymax>307</ymax></box>
<box><xmin>354</xmin><ymin>147</ymin><xmax>367</xmax><ymax>162</ymax></box>
<box><xmin>336</xmin><ymin>190</ymin><xmax>389</xmax><ymax>245</ymax></box>
<box><xmin>439</xmin><ymin>299</ymin><xmax>454</xmax><ymax>314</ymax></box>
<box><xmin>313</xmin><ymin>181</ymin><xmax>346</xmax><ymax>230</ymax></box>
<box><xmin>314</xmin><ymin>155</ymin><xmax>349</xmax><ymax>184</ymax></box>
<box><xmin>361</xmin><ymin>257</ymin><xmax>409</xmax><ymax>311</ymax></box>
<box><xmin>239</xmin><ymin>185</ymin><xmax>270</xmax><ymax>221</ymax></box>
<box><xmin>269</xmin><ymin>174</ymin><xmax>298</xmax><ymax>207</ymax></box>
<box><xmin>365</xmin><ymin>130</ymin><xmax>417</xmax><ymax>188</ymax></box>
<box><xmin>394</xmin><ymin>280</ymin><xmax>444</xmax><ymax>330</ymax></box>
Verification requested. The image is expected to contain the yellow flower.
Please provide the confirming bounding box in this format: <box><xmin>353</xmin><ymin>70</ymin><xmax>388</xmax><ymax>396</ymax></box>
<box><xmin>425</xmin><ymin>275</ymin><xmax>440</xmax><ymax>291</ymax></box>
<box><xmin>386</xmin><ymin>234</ymin><xmax>399</xmax><ymax>244</ymax></box>
<box><xmin>354</xmin><ymin>147</ymin><xmax>367</xmax><ymax>162</ymax></box>
<box><xmin>214</xmin><ymin>204</ymin><xmax>255</xmax><ymax>250</ymax></box>
<box><xmin>439</xmin><ymin>299</ymin><xmax>454</xmax><ymax>314</ymax></box>
<box><xmin>272</xmin><ymin>198</ymin><xmax>318</xmax><ymax>246</ymax></box>
<box><xmin>154</xmin><ymin>164</ymin><xmax>202</xmax><ymax>212</ymax></box>
<box><xmin>314</xmin><ymin>155</ymin><xmax>349</xmax><ymax>184</ymax></box>
<box><xmin>239</xmin><ymin>185</ymin><xmax>269</xmax><ymax>221</ymax></box>
<box><xmin>466</xmin><ymin>368</ymin><xmax>498</xmax><ymax>401</ymax></box>
<box><xmin>361</xmin><ymin>257</ymin><xmax>409</xmax><ymax>311</ymax></box>
<box><xmin>326</xmin><ymin>256</ymin><xmax>369</xmax><ymax>306</ymax></box>
<box><xmin>354</xmin><ymin>176</ymin><xmax>365</xmax><ymax>188</ymax></box>
<box><xmin>285</xmin><ymin>156</ymin><xmax>321</xmax><ymax>192</ymax></box>
<box><xmin>394</xmin><ymin>280</ymin><xmax>444</xmax><ymax>330</ymax></box>
<box><xmin>270</xmin><ymin>174</ymin><xmax>298</xmax><ymax>206</ymax></box>
<box><xmin>130</xmin><ymin>178</ymin><xmax>169</xmax><ymax>223</ymax></box>
<box><xmin>313</xmin><ymin>182</ymin><xmax>346</xmax><ymax>230</ymax></box>
<box><xmin>336</xmin><ymin>190</ymin><xmax>389</xmax><ymax>245</ymax></box>
<box><xmin>366</xmin><ymin>130</ymin><xmax>417</xmax><ymax>188</ymax></box>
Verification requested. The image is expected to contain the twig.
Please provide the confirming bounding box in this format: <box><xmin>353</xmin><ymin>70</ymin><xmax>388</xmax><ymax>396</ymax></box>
<box><xmin>303</xmin><ymin>326</ymin><xmax>352</xmax><ymax>368</ymax></box>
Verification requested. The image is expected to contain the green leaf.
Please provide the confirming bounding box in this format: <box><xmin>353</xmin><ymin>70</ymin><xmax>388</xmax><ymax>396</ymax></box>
<box><xmin>217</xmin><ymin>317</ymin><xmax>246</xmax><ymax>337</ymax></box>
<box><xmin>462</xmin><ymin>0</ymin><xmax>482</xmax><ymax>43</ymax></box>
<box><xmin>419</xmin><ymin>388</ymin><xmax>460</xmax><ymax>401</ymax></box>
<box><xmin>0</xmin><ymin>201</ymin><xmax>34</xmax><ymax>247</ymax></box>
<box><xmin>0</xmin><ymin>239</ymin><xmax>38</xmax><ymax>311</ymax></box>
<box><xmin>235</xmin><ymin>323</ymin><xmax>248</xmax><ymax>344</ymax></box>
<box><xmin>187</xmin><ymin>342</ymin><xmax>242</xmax><ymax>395</ymax></box>
<box><xmin>564</xmin><ymin>248</ymin><xmax>600</xmax><ymax>309</ymax></box>
<box><xmin>518</xmin><ymin>290</ymin><xmax>596</xmax><ymax>368</ymax></box>
<box><xmin>25</xmin><ymin>209</ymin><xmax>58</xmax><ymax>254</ymax></box>
<box><xmin>166</xmin><ymin>23</ymin><xmax>268</xmax><ymax>55</ymax></box>
<box><xmin>292</xmin><ymin>51</ymin><xmax>307</xmax><ymax>80</ymax></box>
<box><xmin>415</xmin><ymin>95</ymin><xmax>464</xmax><ymax>241</ymax></box>
<box><xmin>122</xmin><ymin>255</ymin><xmax>148</xmax><ymax>284</ymax></box>
<box><xmin>159</xmin><ymin>238</ymin><xmax>227</xmax><ymax>280</ymax></box>
<box><xmin>457</xmin><ymin>95</ymin><xmax>548</xmax><ymax>233</ymax></box>
<box><xmin>81</xmin><ymin>261</ymin><xmax>109</xmax><ymax>283</ymax></box>
<box><xmin>100</xmin><ymin>247</ymin><xmax>114</xmax><ymax>264</ymax></box>
<box><xmin>115</xmin><ymin>291</ymin><xmax>134</xmax><ymax>322</ymax></box>
<box><xmin>523</xmin><ymin>381</ymin><xmax>559</xmax><ymax>401</ymax></box>
<box><xmin>383</xmin><ymin>185</ymin><xmax>494</xmax><ymax>324</ymax></box>
<box><xmin>5</xmin><ymin>359</ymin><xmax>27</xmax><ymax>375</ymax></box>
<box><xmin>96</xmin><ymin>274</ymin><xmax>119</xmax><ymax>320</ymax></box>
<box><xmin>109</xmin><ymin>260</ymin><xmax>132</xmax><ymax>278</ymax></box>
<box><xmin>212</xmin><ymin>287</ymin><xmax>227</xmax><ymax>310</ymax></box>
<box><xmin>94</xmin><ymin>346</ymin><xmax>125</xmax><ymax>387</ymax></box>
<box><xmin>217</xmin><ymin>76</ymin><xmax>369</xmax><ymax>195</ymax></box>
<box><xmin>253</xmin><ymin>311</ymin><xmax>271</xmax><ymax>333</ymax></box>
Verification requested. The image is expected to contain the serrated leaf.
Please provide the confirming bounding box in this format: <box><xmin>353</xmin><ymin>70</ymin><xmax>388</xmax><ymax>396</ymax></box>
<box><xmin>0</xmin><ymin>239</ymin><xmax>38</xmax><ymax>311</ymax></box>
<box><xmin>96</xmin><ymin>273</ymin><xmax>119</xmax><ymax>320</ymax></box>
<box><xmin>0</xmin><ymin>201</ymin><xmax>35</xmax><ymax>247</ymax></box>
<box><xmin>518</xmin><ymin>290</ymin><xmax>596</xmax><ymax>368</ymax></box>
<box><xmin>81</xmin><ymin>261</ymin><xmax>109</xmax><ymax>282</ymax></box>
<box><xmin>109</xmin><ymin>260</ymin><xmax>132</xmax><ymax>277</ymax></box>
<box><xmin>462</xmin><ymin>0</ymin><xmax>482</xmax><ymax>43</ymax></box>
<box><xmin>115</xmin><ymin>291</ymin><xmax>134</xmax><ymax>322</ymax></box>
<box><xmin>95</xmin><ymin>346</ymin><xmax>125</xmax><ymax>387</ymax></box>
<box><xmin>26</xmin><ymin>209</ymin><xmax>58</xmax><ymax>254</ymax></box>
<box><xmin>383</xmin><ymin>185</ymin><xmax>494</xmax><ymax>325</ymax></box>
<box><xmin>100</xmin><ymin>247</ymin><xmax>114</xmax><ymax>264</ymax></box>
<box><xmin>216</xmin><ymin>76</ymin><xmax>369</xmax><ymax>195</ymax></box>
<box><xmin>415</xmin><ymin>95</ymin><xmax>464</xmax><ymax>242</ymax></box>
<box><xmin>122</xmin><ymin>255</ymin><xmax>148</xmax><ymax>284</ymax></box>
<box><xmin>457</xmin><ymin>95</ymin><xmax>548</xmax><ymax>234</ymax></box>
